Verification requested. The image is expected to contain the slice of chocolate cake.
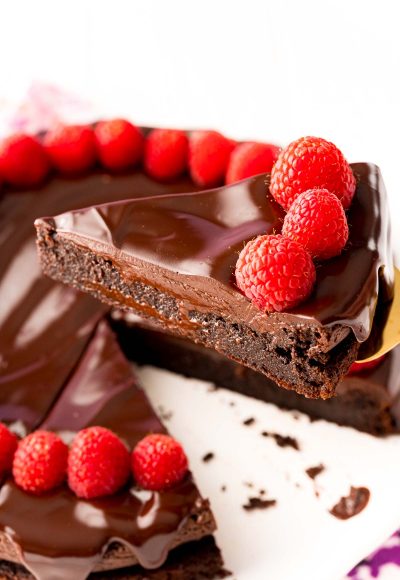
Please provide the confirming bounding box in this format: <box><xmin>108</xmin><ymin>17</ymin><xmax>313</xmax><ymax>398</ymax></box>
<box><xmin>0</xmin><ymin>321</ymin><xmax>224</xmax><ymax>580</ymax></box>
<box><xmin>36</xmin><ymin>163</ymin><xmax>393</xmax><ymax>399</ymax></box>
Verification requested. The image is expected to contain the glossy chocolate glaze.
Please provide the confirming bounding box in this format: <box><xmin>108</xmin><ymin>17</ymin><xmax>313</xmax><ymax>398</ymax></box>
<box><xmin>38</xmin><ymin>163</ymin><xmax>393</xmax><ymax>343</ymax></box>
<box><xmin>0</xmin><ymin>322</ymin><xmax>210</xmax><ymax>580</ymax></box>
<box><xmin>0</xmin><ymin>170</ymin><xmax>200</xmax><ymax>433</ymax></box>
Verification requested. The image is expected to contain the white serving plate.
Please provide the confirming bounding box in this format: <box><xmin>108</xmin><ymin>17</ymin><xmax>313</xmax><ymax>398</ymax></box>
<box><xmin>137</xmin><ymin>365</ymin><xmax>400</xmax><ymax>580</ymax></box>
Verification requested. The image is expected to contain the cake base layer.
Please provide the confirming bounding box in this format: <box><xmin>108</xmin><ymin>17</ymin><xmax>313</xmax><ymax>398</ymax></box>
<box><xmin>112</xmin><ymin>319</ymin><xmax>398</xmax><ymax>435</ymax></box>
<box><xmin>0</xmin><ymin>536</ymin><xmax>226</xmax><ymax>580</ymax></box>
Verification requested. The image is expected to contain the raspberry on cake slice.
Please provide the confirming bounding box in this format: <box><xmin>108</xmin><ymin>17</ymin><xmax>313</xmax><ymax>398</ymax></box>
<box><xmin>35</xmin><ymin>144</ymin><xmax>393</xmax><ymax>399</ymax></box>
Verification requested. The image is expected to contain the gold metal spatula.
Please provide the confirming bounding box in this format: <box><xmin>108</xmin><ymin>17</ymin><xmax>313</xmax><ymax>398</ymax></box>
<box><xmin>356</xmin><ymin>267</ymin><xmax>400</xmax><ymax>362</ymax></box>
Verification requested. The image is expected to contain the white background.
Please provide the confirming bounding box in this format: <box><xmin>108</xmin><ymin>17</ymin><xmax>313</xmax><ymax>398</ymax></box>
<box><xmin>1</xmin><ymin>0</ymin><xmax>400</xmax><ymax>254</ymax></box>
<box><xmin>1</xmin><ymin>2</ymin><xmax>400</xmax><ymax>578</ymax></box>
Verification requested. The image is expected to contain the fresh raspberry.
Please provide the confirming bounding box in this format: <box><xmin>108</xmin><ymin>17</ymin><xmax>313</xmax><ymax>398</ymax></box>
<box><xmin>226</xmin><ymin>142</ymin><xmax>280</xmax><ymax>184</ymax></box>
<box><xmin>68</xmin><ymin>426</ymin><xmax>130</xmax><ymax>499</ymax></box>
<box><xmin>132</xmin><ymin>434</ymin><xmax>188</xmax><ymax>491</ymax></box>
<box><xmin>95</xmin><ymin>119</ymin><xmax>144</xmax><ymax>171</ymax></box>
<box><xmin>0</xmin><ymin>424</ymin><xmax>18</xmax><ymax>475</ymax></box>
<box><xmin>13</xmin><ymin>431</ymin><xmax>68</xmax><ymax>494</ymax></box>
<box><xmin>44</xmin><ymin>125</ymin><xmax>97</xmax><ymax>174</ymax></box>
<box><xmin>348</xmin><ymin>354</ymin><xmax>387</xmax><ymax>375</ymax></box>
<box><xmin>282</xmin><ymin>188</ymin><xmax>349</xmax><ymax>260</ymax></box>
<box><xmin>189</xmin><ymin>130</ymin><xmax>235</xmax><ymax>187</ymax></box>
<box><xmin>0</xmin><ymin>134</ymin><xmax>50</xmax><ymax>187</ymax></box>
<box><xmin>270</xmin><ymin>136</ymin><xmax>356</xmax><ymax>210</ymax></box>
<box><xmin>235</xmin><ymin>234</ymin><xmax>316</xmax><ymax>312</ymax></box>
<box><xmin>144</xmin><ymin>129</ymin><xmax>188</xmax><ymax>181</ymax></box>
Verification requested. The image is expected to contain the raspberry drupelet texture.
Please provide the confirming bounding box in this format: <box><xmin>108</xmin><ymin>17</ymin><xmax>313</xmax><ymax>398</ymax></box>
<box><xmin>270</xmin><ymin>136</ymin><xmax>356</xmax><ymax>210</ymax></box>
<box><xmin>235</xmin><ymin>234</ymin><xmax>316</xmax><ymax>312</ymax></box>
<box><xmin>95</xmin><ymin>119</ymin><xmax>144</xmax><ymax>171</ymax></box>
<box><xmin>226</xmin><ymin>141</ymin><xmax>280</xmax><ymax>184</ymax></box>
<box><xmin>132</xmin><ymin>434</ymin><xmax>188</xmax><ymax>491</ymax></box>
<box><xmin>44</xmin><ymin>124</ymin><xmax>97</xmax><ymax>174</ymax></box>
<box><xmin>189</xmin><ymin>130</ymin><xmax>235</xmax><ymax>187</ymax></box>
<box><xmin>282</xmin><ymin>188</ymin><xmax>349</xmax><ymax>260</ymax></box>
<box><xmin>0</xmin><ymin>424</ymin><xmax>18</xmax><ymax>476</ymax></box>
<box><xmin>0</xmin><ymin>134</ymin><xmax>50</xmax><ymax>187</ymax></box>
<box><xmin>68</xmin><ymin>426</ymin><xmax>130</xmax><ymax>499</ymax></box>
<box><xmin>13</xmin><ymin>431</ymin><xmax>68</xmax><ymax>494</ymax></box>
<box><xmin>144</xmin><ymin>129</ymin><xmax>188</xmax><ymax>181</ymax></box>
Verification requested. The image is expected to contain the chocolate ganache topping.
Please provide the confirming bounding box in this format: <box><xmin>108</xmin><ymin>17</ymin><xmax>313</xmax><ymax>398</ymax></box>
<box><xmin>0</xmin><ymin>322</ymin><xmax>214</xmax><ymax>580</ymax></box>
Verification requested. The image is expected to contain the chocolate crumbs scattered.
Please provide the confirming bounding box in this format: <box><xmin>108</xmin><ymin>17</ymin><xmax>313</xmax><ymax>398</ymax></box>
<box><xmin>306</xmin><ymin>464</ymin><xmax>325</xmax><ymax>480</ymax></box>
<box><xmin>243</xmin><ymin>417</ymin><xmax>255</xmax><ymax>426</ymax></box>
<box><xmin>329</xmin><ymin>486</ymin><xmax>370</xmax><ymax>520</ymax></box>
<box><xmin>261</xmin><ymin>431</ymin><xmax>300</xmax><ymax>450</ymax></box>
<box><xmin>202</xmin><ymin>452</ymin><xmax>215</xmax><ymax>463</ymax></box>
<box><xmin>243</xmin><ymin>497</ymin><xmax>277</xmax><ymax>511</ymax></box>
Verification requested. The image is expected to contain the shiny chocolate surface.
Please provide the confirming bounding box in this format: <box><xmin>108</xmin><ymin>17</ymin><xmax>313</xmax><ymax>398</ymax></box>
<box><xmin>41</xmin><ymin>163</ymin><xmax>393</xmax><ymax>341</ymax></box>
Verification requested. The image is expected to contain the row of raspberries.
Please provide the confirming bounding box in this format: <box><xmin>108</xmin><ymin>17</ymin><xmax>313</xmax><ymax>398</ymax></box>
<box><xmin>0</xmin><ymin>425</ymin><xmax>188</xmax><ymax>499</ymax></box>
<box><xmin>236</xmin><ymin>136</ymin><xmax>355</xmax><ymax>313</ymax></box>
<box><xmin>0</xmin><ymin>120</ymin><xmax>279</xmax><ymax>188</ymax></box>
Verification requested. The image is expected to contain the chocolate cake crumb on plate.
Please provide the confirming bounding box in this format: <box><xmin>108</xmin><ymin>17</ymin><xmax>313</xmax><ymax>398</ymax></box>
<box><xmin>305</xmin><ymin>464</ymin><xmax>325</xmax><ymax>480</ymax></box>
<box><xmin>329</xmin><ymin>486</ymin><xmax>371</xmax><ymax>519</ymax></box>
<box><xmin>261</xmin><ymin>432</ymin><xmax>300</xmax><ymax>450</ymax></box>
<box><xmin>242</xmin><ymin>497</ymin><xmax>277</xmax><ymax>511</ymax></box>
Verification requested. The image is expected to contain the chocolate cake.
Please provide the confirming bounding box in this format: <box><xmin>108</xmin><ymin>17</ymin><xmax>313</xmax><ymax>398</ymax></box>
<box><xmin>35</xmin><ymin>163</ymin><xmax>393</xmax><ymax>399</ymax></box>
<box><xmin>113</xmin><ymin>315</ymin><xmax>400</xmax><ymax>435</ymax></box>
<box><xmin>0</xmin><ymin>321</ymin><xmax>224</xmax><ymax>580</ymax></box>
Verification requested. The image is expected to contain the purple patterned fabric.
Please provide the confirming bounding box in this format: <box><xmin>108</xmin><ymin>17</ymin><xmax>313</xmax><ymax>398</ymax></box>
<box><xmin>348</xmin><ymin>532</ymin><xmax>400</xmax><ymax>578</ymax></box>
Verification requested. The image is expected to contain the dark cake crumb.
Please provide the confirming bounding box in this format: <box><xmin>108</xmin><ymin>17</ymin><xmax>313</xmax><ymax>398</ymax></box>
<box><xmin>329</xmin><ymin>486</ymin><xmax>370</xmax><ymax>519</ymax></box>
<box><xmin>243</xmin><ymin>481</ymin><xmax>254</xmax><ymax>488</ymax></box>
<box><xmin>243</xmin><ymin>417</ymin><xmax>255</xmax><ymax>426</ymax></box>
<box><xmin>305</xmin><ymin>464</ymin><xmax>325</xmax><ymax>480</ymax></box>
<box><xmin>261</xmin><ymin>431</ymin><xmax>300</xmax><ymax>450</ymax></box>
<box><xmin>243</xmin><ymin>497</ymin><xmax>277</xmax><ymax>511</ymax></box>
<box><xmin>202</xmin><ymin>452</ymin><xmax>215</xmax><ymax>463</ymax></box>
<box><xmin>221</xmin><ymin>485</ymin><xmax>226</xmax><ymax>492</ymax></box>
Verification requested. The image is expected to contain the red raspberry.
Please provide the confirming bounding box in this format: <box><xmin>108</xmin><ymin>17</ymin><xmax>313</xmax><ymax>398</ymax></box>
<box><xmin>0</xmin><ymin>424</ymin><xmax>18</xmax><ymax>475</ymax></box>
<box><xmin>13</xmin><ymin>431</ymin><xmax>68</xmax><ymax>494</ymax></box>
<box><xmin>95</xmin><ymin>119</ymin><xmax>144</xmax><ymax>171</ymax></box>
<box><xmin>189</xmin><ymin>130</ymin><xmax>235</xmax><ymax>187</ymax></box>
<box><xmin>348</xmin><ymin>354</ymin><xmax>387</xmax><ymax>375</ymax></box>
<box><xmin>68</xmin><ymin>426</ymin><xmax>130</xmax><ymax>499</ymax></box>
<box><xmin>235</xmin><ymin>234</ymin><xmax>316</xmax><ymax>312</ymax></box>
<box><xmin>226</xmin><ymin>142</ymin><xmax>280</xmax><ymax>184</ymax></box>
<box><xmin>144</xmin><ymin>129</ymin><xmax>188</xmax><ymax>181</ymax></box>
<box><xmin>0</xmin><ymin>134</ymin><xmax>50</xmax><ymax>187</ymax></box>
<box><xmin>282</xmin><ymin>188</ymin><xmax>349</xmax><ymax>260</ymax></box>
<box><xmin>270</xmin><ymin>136</ymin><xmax>356</xmax><ymax>210</ymax></box>
<box><xmin>132</xmin><ymin>434</ymin><xmax>188</xmax><ymax>491</ymax></box>
<box><xmin>44</xmin><ymin>125</ymin><xmax>97</xmax><ymax>174</ymax></box>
